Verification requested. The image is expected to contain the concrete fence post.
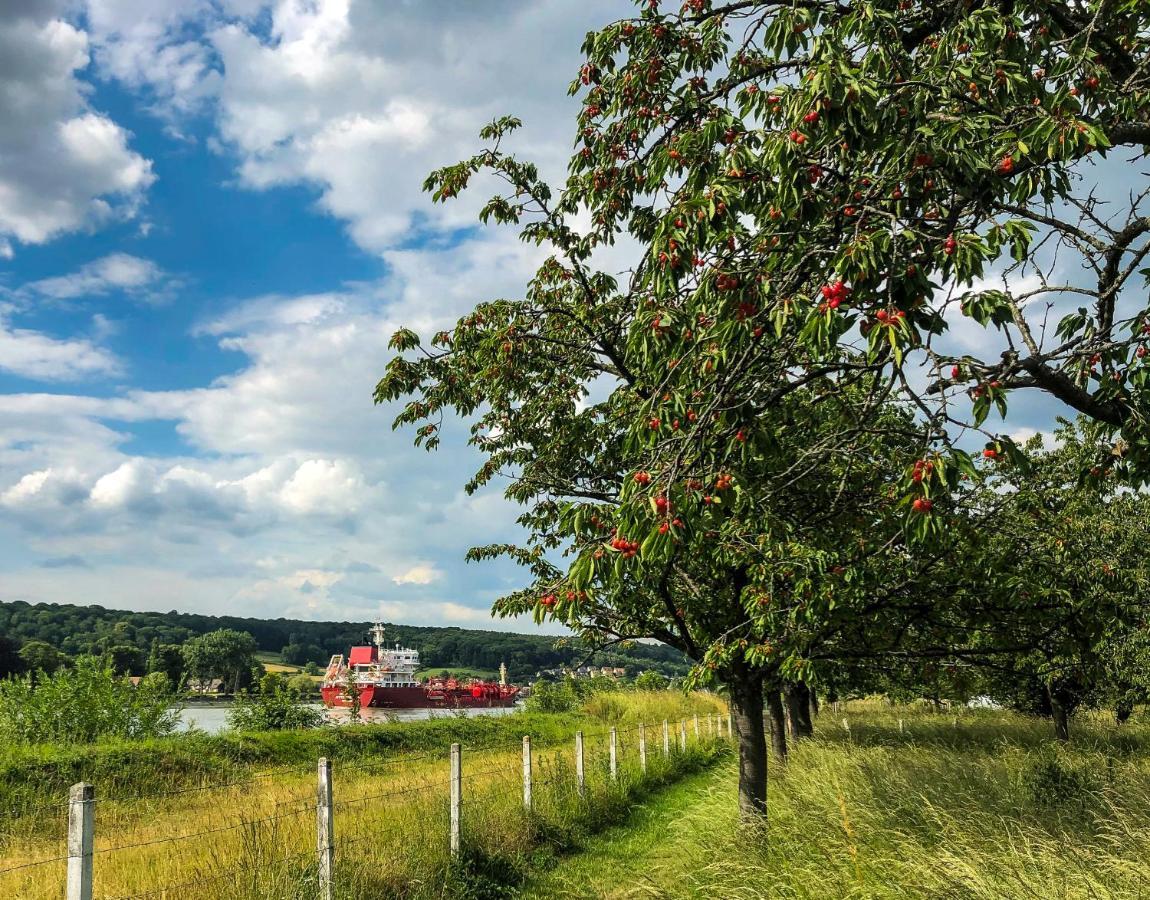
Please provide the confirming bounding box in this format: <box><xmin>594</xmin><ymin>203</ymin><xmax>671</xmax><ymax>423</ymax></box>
<box><xmin>899</xmin><ymin>718</ymin><xmax>904</xmax><ymax>734</ymax></box>
<box><xmin>67</xmin><ymin>782</ymin><xmax>94</xmax><ymax>900</ymax></box>
<box><xmin>693</xmin><ymin>714</ymin><xmax>700</xmax><ymax>741</ymax></box>
<box><xmin>727</xmin><ymin>711</ymin><xmax>733</xmax><ymax>737</ymax></box>
<box><xmin>708</xmin><ymin>714</ymin><xmax>714</xmax><ymax>740</ymax></box>
<box><xmin>662</xmin><ymin>719</ymin><xmax>670</xmax><ymax>757</ymax></box>
<box><xmin>575</xmin><ymin>730</ymin><xmax>586</xmax><ymax>796</ymax></box>
<box><xmin>449</xmin><ymin>743</ymin><xmax>462</xmax><ymax>857</ymax></box>
<box><xmin>638</xmin><ymin>722</ymin><xmax>647</xmax><ymax>773</ymax></box>
<box><xmin>609</xmin><ymin>727</ymin><xmax>618</xmax><ymax>782</ymax></box>
<box><xmin>522</xmin><ymin>735</ymin><xmax>532</xmax><ymax>811</ymax></box>
<box><xmin>316</xmin><ymin>758</ymin><xmax>334</xmax><ymax>900</ymax></box>
<box><xmin>679</xmin><ymin>719</ymin><xmax>687</xmax><ymax>752</ymax></box>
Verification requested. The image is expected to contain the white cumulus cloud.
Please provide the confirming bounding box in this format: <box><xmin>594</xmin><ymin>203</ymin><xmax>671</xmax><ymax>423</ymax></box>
<box><xmin>0</xmin><ymin>1</ymin><xmax>154</xmax><ymax>250</ymax></box>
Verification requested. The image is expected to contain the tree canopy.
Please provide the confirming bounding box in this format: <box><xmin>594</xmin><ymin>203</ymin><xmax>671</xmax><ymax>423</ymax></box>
<box><xmin>380</xmin><ymin>0</ymin><xmax>1150</xmax><ymax>817</ymax></box>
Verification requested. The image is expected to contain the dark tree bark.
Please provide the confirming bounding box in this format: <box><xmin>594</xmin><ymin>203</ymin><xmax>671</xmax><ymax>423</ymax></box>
<box><xmin>795</xmin><ymin>682</ymin><xmax>814</xmax><ymax>735</ymax></box>
<box><xmin>730</xmin><ymin>668</ymin><xmax>768</xmax><ymax>819</ymax></box>
<box><xmin>1116</xmin><ymin>700</ymin><xmax>1134</xmax><ymax>725</ymax></box>
<box><xmin>1047</xmin><ymin>685</ymin><xmax>1071</xmax><ymax>742</ymax></box>
<box><xmin>808</xmin><ymin>685</ymin><xmax>820</xmax><ymax>720</ymax></box>
<box><xmin>765</xmin><ymin>687</ymin><xmax>788</xmax><ymax>760</ymax></box>
<box><xmin>783</xmin><ymin>683</ymin><xmax>813</xmax><ymax>739</ymax></box>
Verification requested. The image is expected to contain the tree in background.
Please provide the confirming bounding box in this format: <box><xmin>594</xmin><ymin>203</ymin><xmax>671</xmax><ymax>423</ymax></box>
<box><xmin>104</xmin><ymin>644</ymin><xmax>146</xmax><ymax>676</ymax></box>
<box><xmin>182</xmin><ymin>629</ymin><xmax>258</xmax><ymax>694</ymax></box>
<box><xmin>0</xmin><ymin>636</ymin><xmax>25</xmax><ymax>679</ymax></box>
<box><xmin>18</xmin><ymin>640</ymin><xmax>66</xmax><ymax>677</ymax></box>
<box><xmin>147</xmin><ymin>641</ymin><xmax>186</xmax><ymax>690</ymax></box>
<box><xmin>959</xmin><ymin>423</ymin><xmax>1150</xmax><ymax>739</ymax></box>
<box><xmin>634</xmin><ymin>670</ymin><xmax>669</xmax><ymax>691</ymax></box>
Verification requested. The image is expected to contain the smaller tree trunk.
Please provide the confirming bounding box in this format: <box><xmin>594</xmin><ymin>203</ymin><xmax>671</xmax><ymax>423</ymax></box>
<box><xmin>765</xmin><ymin>688</ymin><xmax>788</xmax><ymax>760</ymax></box>
<box><xmin>795</xmin><ymin>682</ymin><xmax>814</xmax><ymax>735</ymax></box>
<box><xmin>783</xmin><ymin>683</ymin><xmax>813</xmax><ymax>739</ymax></box>
<box><xmin>808</xmin><ymin>686</ymin><xmax>820</xmax><ymax>719</ymax></box>
<box><xmin>1047</xmin><ymin>685</ymin><xmax>1070</xmax><ymax>742</ymax></box>
<box><xmin>1116</xmin><ymin>700</ymin><xmax>1133</xmax><ymax>725</ymax></box>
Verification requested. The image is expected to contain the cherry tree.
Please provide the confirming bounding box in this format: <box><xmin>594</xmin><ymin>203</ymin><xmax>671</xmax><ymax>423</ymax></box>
<box><xmin>380</xmin><ymin>0</ymin><xmax>1150</xmax><ymax>817</ymax></box>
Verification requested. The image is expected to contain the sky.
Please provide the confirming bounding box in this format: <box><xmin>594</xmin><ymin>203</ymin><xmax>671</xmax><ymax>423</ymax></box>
<box><xmin>0</xmin><ymin>0</ymin><xmax>1137</xmax><ymax>633</ymax></box>
<box><xmin>0</xmin><ymin>0</ymin><xmax>633</xmax><ymax>630</ymax></box>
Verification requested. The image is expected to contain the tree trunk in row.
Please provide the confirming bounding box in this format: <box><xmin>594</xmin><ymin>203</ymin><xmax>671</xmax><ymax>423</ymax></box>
<box><xmin>783</xmin><ymin>682</ymin><xmax>813</xmax><ymax>741</ymax></box>
<box><xmin>730</xmin><ymin>669</ymin><xmax>768</xmax><ymax>819</ymax></box>
<box><xmin>765</xmin><ymin>688</ymin><xmax>788</xmax><ymax>760</ymax></box>
<box><xmin>1047</xmin><ymin>685</ymin><xmax>1070</xmax><ymax>742</ymax></box>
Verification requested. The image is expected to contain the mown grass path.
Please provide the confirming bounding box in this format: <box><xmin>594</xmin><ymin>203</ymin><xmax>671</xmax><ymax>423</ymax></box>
<box><xmin>520</xmin><ymin>762</ymin><xmax>734</xmax><ymax>899</ymax></box>
<box><xmin>523</xmin><ymin>705</ymin><xmax>1150</xmax><ymax>900</ymax></box>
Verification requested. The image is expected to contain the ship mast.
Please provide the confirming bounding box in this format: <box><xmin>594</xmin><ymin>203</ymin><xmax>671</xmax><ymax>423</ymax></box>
<box><xmin>369</xmin><ymin>621</ymin><xmax>386</xmax><ymax>652</ymax></box>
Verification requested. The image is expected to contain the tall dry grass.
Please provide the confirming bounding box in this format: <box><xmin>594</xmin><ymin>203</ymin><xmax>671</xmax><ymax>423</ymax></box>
<box><xmin>665</xmin><ymin>703</ymin><xmax>1150</xmax><ymax>899</ymax></box>
<box><xmin>0</xmin><ymin>691</ymin><xmax>727</xmax><ymax>899</ymax></box>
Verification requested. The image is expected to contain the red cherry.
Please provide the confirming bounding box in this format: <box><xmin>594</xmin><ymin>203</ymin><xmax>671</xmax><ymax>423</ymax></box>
<box><xmin>912</xmin><ymin>497</ymin><xmax>933</xmax><ymax>514</ymax></box>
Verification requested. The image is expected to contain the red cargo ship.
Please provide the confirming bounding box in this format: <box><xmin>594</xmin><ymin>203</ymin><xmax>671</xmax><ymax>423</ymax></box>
<box><xmin>320</xmin><ymin>623</ymin><xmax>520</xmax><ymax>709</ymax></box>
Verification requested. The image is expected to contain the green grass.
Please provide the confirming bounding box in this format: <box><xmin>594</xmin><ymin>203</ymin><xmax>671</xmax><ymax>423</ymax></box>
<box><xmin>518</xmin><ymin>702</ymin><xmax>1150</xmax><ymax>899</ymax></box>
<box><xmin>0</xmin><ymin>691</ymin><xmax>728</xmax><ymax>899</ymax></box>
<box><xmin>416</xmin><ymin>666</ymin><xmax>500</xmax><ymax>680</ymax></box>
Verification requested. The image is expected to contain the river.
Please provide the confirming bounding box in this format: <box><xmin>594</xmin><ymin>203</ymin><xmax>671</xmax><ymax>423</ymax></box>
<box><xmin>176</xmin><ymin>702</ymin><xmax>524</xmax><ymax>734</ymax></box>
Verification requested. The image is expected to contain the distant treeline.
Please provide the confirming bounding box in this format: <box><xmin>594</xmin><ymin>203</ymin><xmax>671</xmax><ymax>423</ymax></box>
<box><xmin>0</xmin><ymin>600</ymin><xmax>688</xmax><ymax>678</ymax></box>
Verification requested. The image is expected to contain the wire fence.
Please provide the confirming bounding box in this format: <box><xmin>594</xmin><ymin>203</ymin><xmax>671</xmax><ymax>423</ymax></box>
<box><xmin>0</xmin><ymin>710</ymin><xmax>732</xmax><ymax>900</ymax></box>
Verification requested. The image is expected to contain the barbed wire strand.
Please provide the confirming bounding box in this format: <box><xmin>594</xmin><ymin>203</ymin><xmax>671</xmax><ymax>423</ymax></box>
<box><xmin>93</xmin><ymin>804</ymin><xmax>318</xmax><ymax>856</ymax></box>
<box><xmin>0</xmin><ymin>851</ymin><xmax>70</xmax><ymax>876</ymax></box>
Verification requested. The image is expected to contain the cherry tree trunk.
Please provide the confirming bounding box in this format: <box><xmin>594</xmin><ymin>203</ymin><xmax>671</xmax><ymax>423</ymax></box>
<box><xmin>730</xmin><ymin>670</ymin><xmax>768</xmax><ymax>819</ymax></box>
<box><xmin>766</xmin><ymin>688</ymin><xmax>788</xmax><ymax>760</ymax></box>
<box><xmin>1047</xmin><ymin>686</ymin><xmax>1070</xmax><ymax>742</ymax></box>
<box><xmin>783</xmin><ymin>683</ymin><xmax>813</xmax><ymax>740</ymax></box>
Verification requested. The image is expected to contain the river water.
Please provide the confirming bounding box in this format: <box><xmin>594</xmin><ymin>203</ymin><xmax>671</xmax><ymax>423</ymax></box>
<box><xmin>176</xmin><ymin>703</ymin><xmax>523</xmax><ymax>735</ymax></box>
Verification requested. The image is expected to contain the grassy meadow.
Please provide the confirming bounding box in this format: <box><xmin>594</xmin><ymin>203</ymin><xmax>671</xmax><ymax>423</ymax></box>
<box><xmin>0</xmin><ymin>690</ymin><xmax>727</xmax><ymax>899</ymax></box>
<box><xmin>524</xmin><ymin>701</ymin><xmax>1150</xmax><ymax>899</ymax></box>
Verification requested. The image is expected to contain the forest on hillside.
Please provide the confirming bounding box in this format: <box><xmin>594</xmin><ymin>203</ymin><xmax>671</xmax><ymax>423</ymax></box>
<box><xmin>0</xmin><ymin>600</ymin><xmax>688</xmax><ymax>677</ymax></box>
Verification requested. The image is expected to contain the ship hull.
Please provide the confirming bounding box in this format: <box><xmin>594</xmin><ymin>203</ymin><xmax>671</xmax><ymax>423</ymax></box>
<box><xmin>321</xmin><ymin>684</ymin><xmax>519</xmax><ymax>709</ymax></box>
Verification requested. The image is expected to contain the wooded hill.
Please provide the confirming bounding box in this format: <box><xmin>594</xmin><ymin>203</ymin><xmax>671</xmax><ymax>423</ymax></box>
<box><xmin>0</xmin><ymin>600</ymin><xmax>689</xmax><ymax>677</ymax></box>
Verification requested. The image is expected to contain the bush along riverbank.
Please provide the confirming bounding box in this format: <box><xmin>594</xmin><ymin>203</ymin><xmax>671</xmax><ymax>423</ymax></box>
<box><xmin>0</xmin><ymin>689</ymin><xmax>724</xmax><ymax>830</ymax></box>
<box><xmin>0</xmin><ymin>692</ymin><xmax>729</xmax><ymax>899</ymax></box>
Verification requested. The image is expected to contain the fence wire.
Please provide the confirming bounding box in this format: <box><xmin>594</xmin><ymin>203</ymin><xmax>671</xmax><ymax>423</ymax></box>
<box><xmin>0</xmin><ymin>711</ymin><xmax>730</xmax><ymax>899</ymax></box>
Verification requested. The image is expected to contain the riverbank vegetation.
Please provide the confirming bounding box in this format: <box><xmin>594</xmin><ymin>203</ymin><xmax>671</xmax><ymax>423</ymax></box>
<box><xmin>0</xmin><ymin>688</ymin><xmax>723</xmax><ymax>830</ymax></box>
<box><xmin>0</xmin><ymin>690</ymin><xmax>726</xmax><ymax>899</ymax></box>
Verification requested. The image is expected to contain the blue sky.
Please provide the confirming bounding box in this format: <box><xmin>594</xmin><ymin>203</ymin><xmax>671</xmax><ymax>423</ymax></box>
<box><xmin>0</xmin><ymin>0</ymin><xmax>631</xmax><ymax>629</ymax></box>
<box><xmin>0</xmin><ymin>0</ymin><xmax>1132</xmax><ymax>631</ymax></box>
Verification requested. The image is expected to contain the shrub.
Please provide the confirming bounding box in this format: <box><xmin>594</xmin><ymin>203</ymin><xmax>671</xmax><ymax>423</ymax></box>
<box><xmin>226</xmin><ymin>685</ymin><xmax>324</xmax><ymax>731</ymax></box>
<box><xmin>0</xmin><ymin>657</ymin><xmax>179</xmax><ymax>744</ymax></box>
